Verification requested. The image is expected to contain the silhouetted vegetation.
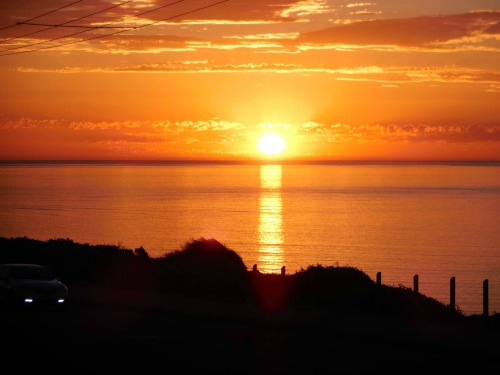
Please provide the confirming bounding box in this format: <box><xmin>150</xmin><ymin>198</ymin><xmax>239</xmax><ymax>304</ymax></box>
<box><xmin>0</xmin><ymin>236</ymin><xmax>478</xmax><ymax>323</ymax></box>
<box><xmin>153</xmin><ymin>237</ymin><xmax>251</xmax><ymax>300</ymax></box>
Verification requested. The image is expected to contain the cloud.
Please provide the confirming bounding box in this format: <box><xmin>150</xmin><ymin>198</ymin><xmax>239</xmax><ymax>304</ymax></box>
<box><xmin>4</xmin><ymin>4</ymin><xmax>498</xmax><ymax>58</ymax></box>
<box><xmin>0</xmin><ymin>117</ymin><xmax>253</xmax><ymax>159</ymax></box>
<box><xmin>346</xmin><ymin>3</ymin><xmax>376</xmax><ymax>8</ymax></box>
<box><xmin>0</xmin><ymin>0</ymin><xmax>333</xmax><ymax>28</ymax></box>
<box><xmin>6</xmin><ymin>119</ymin><xmax>497</xmax><ymax>144</ymax></box>
<box><xmin>1</xmin><ymin>118</ymin><xmax>498</xmax><ymax>160</ymax></box>
<box><xmin>484</xmin><ymin>21</ymin><xmax>500</xmax><ymax>35</ymax></box>
<box><xmin>93</xmin><ymin>34</ymin><xmax>197</xmax><ymax>52</ymax></box>
<box><xmin>301</xmin><ymin>123</ymin><xmax>500</xmax><ymax>144</ymax></box>
<box><xmin>127</xmin><ymin>0</ymin><xmax>309</xmax><ymax>24</ymax></box>
<box><xmin>14</xmin><ymin>62</ymin><xmax>500</xmax><ymax>87</ymax></box>
<box><xmin>0</xmin><ymin>117</ymin><xmax>243</xmax><ymax>136</ymax></box>
<box><xmin>281</xmin><ymin>0</ymin><xmax>331</xmax><ymax>18</ymax></box>
<box><xmin>298</xmin><ymin>11</ymin><xmax>500</xmax><ymax>48</ymax></box>
<box><xmin>0</xmin><ymin>0</ymin><xmax>308</xmax><ymax>55</ymax></box>
<box><xmin>173</xmin><ymin>120</ymin><xmax>245</xmax><ymax>131</ymax></box>
<box><xmin>334</xmin><ymin>66</ymin><xmax>500</xmax><ymax>85</ymax></box>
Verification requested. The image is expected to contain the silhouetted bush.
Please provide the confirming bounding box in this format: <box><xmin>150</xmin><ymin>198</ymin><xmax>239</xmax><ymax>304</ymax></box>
<box><xmin>0</xmin><ymin>236</ymin><xmax>468</xmax><ymax>321</ymax></box>
<box><xmin>287</xmin><ymin>265</ymin><xmax>464</xmax><ymax>321</ymax></box>
<box><xmin>156</xmin><ymin>237</ymin><xmax>251</xmax><ymax>300</ymax></box>
<box><xmin>375</xmin><ymin>284</ymin><xmax>464</xmax><ymax>322</ymax></box>
<box><xmin>288</xmin><ymin>264</ymin><xmax>378</xmax><ymax>311</ymax></box>
<box><xmin>0</xmin><ymin>236</ymin><xmax>143</xmax><ymax>287</ymax></box>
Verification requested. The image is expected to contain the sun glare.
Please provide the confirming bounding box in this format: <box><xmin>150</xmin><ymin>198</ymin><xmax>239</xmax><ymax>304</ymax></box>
<box><xmin>257</xmin><ymin>133</ymin><xmax>286</xmax><ymax>155</ymax></box>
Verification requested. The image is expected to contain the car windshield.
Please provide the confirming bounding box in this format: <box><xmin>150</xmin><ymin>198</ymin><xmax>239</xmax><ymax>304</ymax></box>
<box><xmin>10</xmin><ymin>266</ymin><xmax>54</xmax><ymax>280</ymax></box>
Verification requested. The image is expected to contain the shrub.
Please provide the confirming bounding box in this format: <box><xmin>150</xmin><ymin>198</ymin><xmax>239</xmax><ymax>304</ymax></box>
<box><xmin>157</xmin><ymin>238</ymin><xmax>250</xmax><ymax>299</ymax></box>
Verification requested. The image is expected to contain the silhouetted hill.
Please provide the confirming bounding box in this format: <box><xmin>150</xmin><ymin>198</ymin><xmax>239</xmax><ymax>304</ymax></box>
<box><xmin>0</xmin><ymin>235</ymin><xmax>483</xmax><ymax>324</ymax></box>
<box><xmin>1</xmin><ymin>236</ymin><xmax>499</xmax><ymax>374</ymax></box>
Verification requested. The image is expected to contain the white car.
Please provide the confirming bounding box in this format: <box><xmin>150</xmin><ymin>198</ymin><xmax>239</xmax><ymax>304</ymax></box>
<box><xmin>0</xmin><ymin>263</ymin><xmax>69</xmax><ymax>310</ymax></box>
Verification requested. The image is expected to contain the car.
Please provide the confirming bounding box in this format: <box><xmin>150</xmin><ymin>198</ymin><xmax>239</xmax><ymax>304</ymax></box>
<box><xmin>0</xmin><ymin>263</ymin><xmax>69</xmax><ymax>310</ymax></box>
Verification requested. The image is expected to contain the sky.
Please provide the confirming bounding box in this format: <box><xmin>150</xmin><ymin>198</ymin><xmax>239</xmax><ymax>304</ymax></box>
<box><xmin>0</xmin><ymin>0</ymin><xmax>499</xmax><ymax>162</ymax></box>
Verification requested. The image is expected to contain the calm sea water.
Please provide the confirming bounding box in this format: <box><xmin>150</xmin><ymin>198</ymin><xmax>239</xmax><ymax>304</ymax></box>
<box><xmin>1</xmin><ymin>161</ymin><xmax>499</xmax><ymax>316</ymax></box>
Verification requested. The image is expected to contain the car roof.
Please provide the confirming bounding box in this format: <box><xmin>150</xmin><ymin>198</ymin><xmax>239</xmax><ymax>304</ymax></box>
<box><xmin>1</xmin><ymin>263</ymin><xmax>47</xmax><ymax>269</ymax></box>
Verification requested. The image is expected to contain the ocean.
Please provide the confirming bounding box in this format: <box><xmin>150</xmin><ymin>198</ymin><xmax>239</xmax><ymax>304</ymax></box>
<box><xmin>0</xmin><ymin>161</ymin><xmax>499</xmax><ymax>316</ymax></box>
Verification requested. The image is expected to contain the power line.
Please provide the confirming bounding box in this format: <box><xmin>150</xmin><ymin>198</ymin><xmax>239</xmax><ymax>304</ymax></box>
<box><xmin>0</xmin><ymin>0</ymin><xmax>83</xmax><ymax>32</ymax></box>
<box><xmin>20</xmin><ymin>0</ymin><xmax>188</xmax><ymax>29</ymax></box>
<box><xmin>0</xmin><ymin>0</ymin><xmax>133</xmax><ymax>46</ymax></box>
<box><xmin>0</xmin><ymin>0</ymin><xmax>183</xmax><ymax>54</ymax></box>
<box><xmin>13</xmin><ymin>22</ymin><xmax>131</xmax><ymax>29</ymax></box>
<box><xmin>0</xmin><ymin>0</ymin><xmax>229</xmax><ymax>57</ymax></box>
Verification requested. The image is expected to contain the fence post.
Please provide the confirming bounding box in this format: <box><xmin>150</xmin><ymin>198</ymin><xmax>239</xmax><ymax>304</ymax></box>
<box><xmin>253</xmin><ymin>264</ymin><xmax>258</xmax><ymax>273</ymax></box>
<box><xmin>483</xmin><ymin>279</ymin><xmax>489</xmax><ymax>317</ymax></box>
<box><xmin>376</xmin><ymin>272</ymin><xmax>381</xmax><ymax>286</ymax></box>
<box><xmin>281</xmin><ymin>266</ymin><xmax>285</xmax><ymax>276</ymax></box>
<box><xmin>450</xmin><ymin>277</ymin><xmax>456</xmax><ymax>311</ymax></box>
<box><xmin>413</xmin><ymin>274</ymin><xmax>419</xmax><ymax>293</ymax></box>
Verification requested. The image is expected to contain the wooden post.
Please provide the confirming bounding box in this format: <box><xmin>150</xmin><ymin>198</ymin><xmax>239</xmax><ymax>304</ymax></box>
<box><xmin>450</xmin><ymin>277</ymin><xmax>456</xmax><ymax>311</ymax></box>
<box><xmin>483</xmin><ymin>279</ymin><xmax>489</xmax><ymax>317</ymax></box>
<box><xmin>376</xmin><ymin>272</ymin><xmax>381</xmax><ymax>286</ymax></box>
<box><xmin>281</xmin><ymin>266</ymin><xmax>285</xmax><ymax>276</ymax></box>
<box><xmin>253</xmin><ymin>264</ymin><xmax>257</xmax><ymax>273</ymax></box>
<box><xmin>413</xmin><ymin>274</ymin><xmax>419</xmax><ymax>293</ymax></box>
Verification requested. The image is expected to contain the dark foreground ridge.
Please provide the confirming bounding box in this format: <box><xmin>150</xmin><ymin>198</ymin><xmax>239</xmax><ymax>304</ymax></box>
<box><xmin>1</xmin><ymin>236</ymin><xmax>498</xmax><ymax>374</ymax></box>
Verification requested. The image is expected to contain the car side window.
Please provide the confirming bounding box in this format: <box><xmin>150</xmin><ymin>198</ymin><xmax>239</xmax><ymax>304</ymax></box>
<box><xmin>0</xmin><ymin>266</ymin><xmax>8</xmax><ymax>280</ymax></box>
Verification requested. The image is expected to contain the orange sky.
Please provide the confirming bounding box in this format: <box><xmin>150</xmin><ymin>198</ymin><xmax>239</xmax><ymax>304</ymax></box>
<box><xmin>0</xmin><ymin>0</ymin><xmax>499</xmax><ymax>161</ymax></box>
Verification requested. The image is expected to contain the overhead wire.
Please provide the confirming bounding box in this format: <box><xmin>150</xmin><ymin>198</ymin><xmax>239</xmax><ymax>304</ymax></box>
<box><xmin>0</xmin><ymin>0</ymin><xmax>83</xmax><ymax>32</ymax></box>
<box><xmin>0</xmin><ymin>0</ymin><xmax>184</xmax><ymax>54</ymax></box>
<box><xmin>0</xmin><ymin>0</ymin><xmax>133</xmax><ymax>47</ymax></box>
<box><xmin>21</xmin><ymin>0</ymin><xmax>187</xmax><ymax>29</ymax></box>
<box><xmin>0</xmin><ymin>0</ymin><xmax>230</xmax><ymax>57</ymax></box>
<box><xmin>10</xmin><ymin>22</ymin><xmax>131</xmax><ymax>29</ymax></box>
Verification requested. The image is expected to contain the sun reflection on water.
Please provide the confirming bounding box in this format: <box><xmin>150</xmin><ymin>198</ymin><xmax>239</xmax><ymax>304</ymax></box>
<box><xmin>258</xmin><ymin>165</ymin><xmax>284</xmax><ymax>274</ymax></box>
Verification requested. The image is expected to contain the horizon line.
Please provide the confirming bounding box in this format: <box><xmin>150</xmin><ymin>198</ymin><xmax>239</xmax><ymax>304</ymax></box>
<box><xmin>1</xmin><ymin>159</ymin><xmax>499</xmax><ymax>166</ymax></box>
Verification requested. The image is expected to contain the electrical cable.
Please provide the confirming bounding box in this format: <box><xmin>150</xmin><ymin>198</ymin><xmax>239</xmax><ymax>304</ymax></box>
<box><xmin>0</xmin><ymin>0</ymin><xmax>83</xmax><ymax>32</ymax></box>
<box><xmin>0</xmin><ymin>0</ymin><xmax>229</xmax><ymax>57</ymax></box>
<box><xmin>0</xmin><ymin>0</ymin><xmax>132</xmax><ymax>46</ymax></box>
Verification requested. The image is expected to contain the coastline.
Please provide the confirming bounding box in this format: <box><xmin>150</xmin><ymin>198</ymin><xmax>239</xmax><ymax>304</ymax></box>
<box><xmin>1</xmin><ymin>162</ymin><xmax>498</xmax><ymax>316</ymax></box>
<box><xmin>1</xmin><ymin>236</ymin><xmax>499</xmax><ymax>374</ymax></box>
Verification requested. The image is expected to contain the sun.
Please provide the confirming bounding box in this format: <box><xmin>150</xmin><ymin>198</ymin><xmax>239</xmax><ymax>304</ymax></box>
<box><xmin>257</xmin><ymin>133</ymin><xmax>286</xmax><ymax>155</ymax></box>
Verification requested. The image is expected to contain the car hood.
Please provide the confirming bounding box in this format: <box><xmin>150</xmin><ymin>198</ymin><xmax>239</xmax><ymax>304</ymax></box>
<box><xmin>11</xmin><ymin>279</ymin><xmax>67</xmax><ymax>289</ymax></box>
